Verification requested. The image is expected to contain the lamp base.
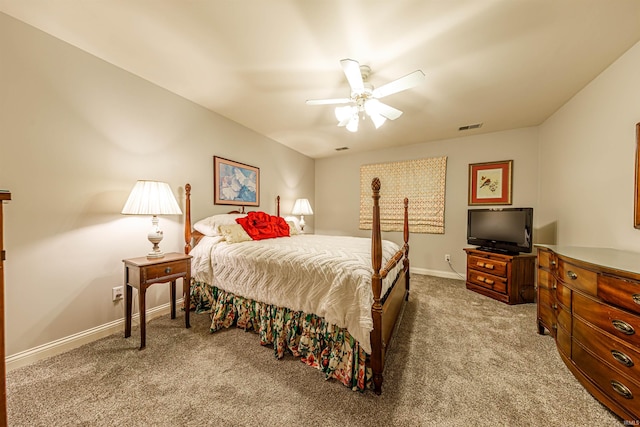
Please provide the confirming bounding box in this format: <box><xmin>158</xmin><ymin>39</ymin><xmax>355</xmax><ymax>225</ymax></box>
<box><xmin>147</xmin><ymin>215</ymin><xmax>165</xmax><ymax>259</ymax></box>
<box><xmin>147</xmin><ymin>248</ymin><xmax>165</xmax><ymax>259</ymax></box>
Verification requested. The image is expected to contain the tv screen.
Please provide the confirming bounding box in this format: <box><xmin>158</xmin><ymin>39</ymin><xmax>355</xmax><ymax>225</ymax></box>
<box><xmin>467</xmin><ymin>208</ymin><xmax>533</xmax><ymax>254</ymax></box>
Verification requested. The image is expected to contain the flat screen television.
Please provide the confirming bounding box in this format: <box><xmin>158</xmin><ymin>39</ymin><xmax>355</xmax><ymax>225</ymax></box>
<box><xmin>467</xmin><ymin>207</ymin><xmax>533</xmax><ymax>254</ymax></box>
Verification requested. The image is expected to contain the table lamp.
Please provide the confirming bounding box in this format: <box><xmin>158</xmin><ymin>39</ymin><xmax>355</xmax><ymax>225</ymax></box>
<box><xmin>292</xmin><ymin>198</ymin><xmax>313</xmax><ymax>233</ymax></box>
<box><xmin>121</xmin><ymin>180</ymin><xmax>182</xmax><ymax>258</ymax></box>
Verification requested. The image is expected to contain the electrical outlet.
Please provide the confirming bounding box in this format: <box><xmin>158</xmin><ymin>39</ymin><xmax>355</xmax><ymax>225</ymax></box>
<box><xmin>445</xmin><ymin>254</ymin><xmax>451</xmax><ymax>262</ymax></box>
<box><xmin>112</xmin><ymin>286</ymin><xmax>124</xmax><ymax>301</ymax></box>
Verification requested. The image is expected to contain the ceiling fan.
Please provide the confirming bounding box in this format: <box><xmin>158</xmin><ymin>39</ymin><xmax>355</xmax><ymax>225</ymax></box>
<box><xmin>306</xmin><ymin>59</ymin><xmax>425</xmax><ymax>132</ymax></box>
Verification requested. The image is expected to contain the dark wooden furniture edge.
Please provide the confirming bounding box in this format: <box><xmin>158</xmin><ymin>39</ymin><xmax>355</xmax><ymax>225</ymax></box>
<box><xmin>182</xmin><ymin>180</ymin><xmax>410</xmax><ymax>395</ymax></box>
<box><xmin>0</xmin><ymin>191</ymin><xmax>10</xmax><ymax>427</ymax></box>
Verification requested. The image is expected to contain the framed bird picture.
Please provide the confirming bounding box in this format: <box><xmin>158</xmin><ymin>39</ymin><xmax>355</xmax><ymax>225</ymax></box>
<box><xmin>468</xmin><ymin>160</ymin><xmax>513</xmax><ymax>205</ymax></box>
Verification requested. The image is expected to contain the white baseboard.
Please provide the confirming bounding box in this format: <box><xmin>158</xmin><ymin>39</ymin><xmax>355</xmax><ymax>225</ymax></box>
<box><xmin>412</xmin><ymin>266</ymin><xmax>465</xmax><ymax>281</ymax></box>
<box><xmin>5</xmin><ymin>300</ymin><xmax>182</xmax><ymax>372</ymax></box>
<box><xmin>6</xmin><ymin>269</ymin><xmax>463</xmax><ymax>371</ymax></box>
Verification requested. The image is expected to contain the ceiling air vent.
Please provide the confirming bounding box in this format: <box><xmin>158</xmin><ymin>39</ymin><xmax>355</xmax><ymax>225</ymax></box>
<box><xmin>335</xmin><ymin>147</ymin><xmax>349</xmax><ymax>151</ymax></box>
<box><xmin>459</xmin><ymin>123</ymin><xmax>483</xmax><ymax>131</ymax></box>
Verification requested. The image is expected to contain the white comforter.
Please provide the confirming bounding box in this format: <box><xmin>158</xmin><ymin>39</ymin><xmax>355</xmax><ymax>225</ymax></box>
<box><xmin>190</xmin><ymin>234</ymin><xmax>403</xmax><ymax>354</ymax></box>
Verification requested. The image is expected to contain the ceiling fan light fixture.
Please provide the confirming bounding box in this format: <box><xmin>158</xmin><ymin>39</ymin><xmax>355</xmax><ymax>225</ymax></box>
<box><xmin>346</xmin><ymin>115</ymin><xmax>359</xmax><ymax>132</ymax></box>
<box><xmin>335</xmin><ymin>105</ymin><xmax>355</xmax><ymax>122</ymax></box>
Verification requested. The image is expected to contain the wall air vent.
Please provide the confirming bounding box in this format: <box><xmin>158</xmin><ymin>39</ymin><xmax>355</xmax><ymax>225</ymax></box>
<box><xmin>335</xmin><ymin>147</ymin><xmax>349</xmax><ymax>151</ymax></box>
<box><xmin>459</xmin><ymin>123</ymin><xmax>483</xmax><ymax>131</ymax></box>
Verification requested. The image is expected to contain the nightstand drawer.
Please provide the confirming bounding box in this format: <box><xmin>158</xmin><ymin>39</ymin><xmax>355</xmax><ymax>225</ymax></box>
<box><xmin>468</xmin><ymin>255</ymin><xmax>507</xmax><ymax>277</ymax></box>
<box><xmin>145</xmin><ymin>261</ymin><xmax>188</xmax><ymax>281</ymax></box>
<box><xmin>468</xmin><ymin>270</ymin><xmax>507</xmax><ymax>293</ymax></box>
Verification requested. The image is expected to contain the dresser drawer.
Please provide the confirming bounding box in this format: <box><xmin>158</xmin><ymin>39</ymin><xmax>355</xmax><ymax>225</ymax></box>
<box><xmin>599</xmin><ymin>274</ymin><xmax>640</xmax><ymax>316</ymax></box>
<box><xmin>574</xmin><ymin>292</ymin><xmax>640</xmax><ymax>347</ymax></box>
<box><xmin>538</xmin><ymin>269</ymin><xmax>556</xmax><ymax>291</ymax></box>
<box><xmin>537</xmin><ymin>249</ymin><xmax>557</xmax><ymax>270</ymax></box>
<box><xmin>573</xmin><ymin>341</ymin><xmax>640</xmax><ymax>415</ymax></box>
<box><xmin>538</xmin><ymin>286</ymin><xmax>555</xmax><ymax>335</ymax></box>
<box><xmin>557</xmin><ymin>306</ymin><xmax>571</xmax><ymax>333</ymax></box>
<box><xmin>144</xmin><ymin>260</ymin><xmax>188</xmax><ymax>282</ymax></box>
<box><xmin>468</xmin><ymin>255</ymin><xmax>507</xmax><ymax>277</ymax></box>
<box><xmin>557</xmin><ymin>323</ymin><xmax>571</xmax><ymax>357</ymax></box>
<box><xmin>556</xmin><ymin>281</ymin><xmax>571</xmax><ymax>310</ymax></box>
<box><xmin>468</xmin><ymin>270</ymin><xmax>507</xmax><ymax>293</ymax></box>
<box><xmin>574</xmin><ymin>317</ymin><xmax>640</xmax><ymax>383</ymax></box>
<box><xmin>558</xmin><ymin>259</ymin><xmax>597</xmax><ymax>295</ymax></box>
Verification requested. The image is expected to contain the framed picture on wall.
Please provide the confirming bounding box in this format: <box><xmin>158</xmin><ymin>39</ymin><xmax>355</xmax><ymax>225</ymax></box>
<box><xmin>468</xmin><ymin>160</ymin><xmax>513</xmax><ymax>205</ymax></box>
<box><xmin>213</xmin><ymin>156</ymin><xmax>260</xmax><ymax>207</ymax></box>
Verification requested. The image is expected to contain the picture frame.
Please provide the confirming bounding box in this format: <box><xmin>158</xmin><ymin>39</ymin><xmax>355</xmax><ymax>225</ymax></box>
<box><xmin>468</xmin><ymin>160</ymin><xmax>513</xmax><ymax>205</ymax></box>
<box><xmin>634</xmin><ymin>123</ymin><xmax>640</xmax><ymax>228</ymax></box>
<box><xmin>213</xmin><ymin>156</ymin><xmax>260</xmax><ymax>207</ymax></box>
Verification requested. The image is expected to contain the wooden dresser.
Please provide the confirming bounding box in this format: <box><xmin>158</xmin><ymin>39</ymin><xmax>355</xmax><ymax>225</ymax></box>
<box><xmin>464</xmin><ymin>248</ymin><xmax>536</xmax><ymax>304</ymax></box>
<box><xmin>537</xmin><ymin>245</ymin><xmax>640</xmax><ymax>422</ymax></box>
<box><xmin>0</xmin><ymin>191</ymin><xmax>10</xmax><ymax>427</ymax></box>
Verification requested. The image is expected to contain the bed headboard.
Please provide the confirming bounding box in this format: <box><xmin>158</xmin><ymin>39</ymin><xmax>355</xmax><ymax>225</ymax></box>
<box><xmin>183</xmin><ymin>184</ymin><xmax>280</xmax><ymax>253</ymax></box>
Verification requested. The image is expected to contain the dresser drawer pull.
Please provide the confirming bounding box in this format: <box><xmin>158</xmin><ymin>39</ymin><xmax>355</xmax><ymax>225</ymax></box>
<box><xmin>165</xmin><ymin>267</ymin><xmax>172</xmax><ymax>274</ymax></box>
<box><xmin>552</xmin><ymin>284</ymin><xmax>557</xmax><ymax>290</ymax></box>
<box><xmin>611</xmin><ymin>350</ymin><xmax>635</xmax><ymax>368</ymax></box>
<box><xmin>611</xmin><ymin>380</ymin><xmax>633</xmax><ymax>399</ymax></box>
<box><xmin>552</xmin><ymin>303</ymin><xmax>558</xmax><ymax>310</ymax></box>
<box><xmin>612</xmin><ymin>319</ymin><xmax>636</xmax><ymax>335</ymax></box>
<box><xmin>567</xmin><ymin>271</ymin><xmax>578</xmax><ymax>280</ymax></box>
<box><xmin>632</xmin><ymin>294</ymin><xmax>640</xmax><ymax>305</ymax></box>
<box><xmin>550</xmin><ymin>260</ymin><xmax>556</xmax><ymax>266</ymax></box>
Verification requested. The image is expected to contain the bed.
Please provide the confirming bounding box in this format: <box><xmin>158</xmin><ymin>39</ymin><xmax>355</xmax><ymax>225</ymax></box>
<box><xmin>183</xmin><ymin>178</ymin><xmax>410</xmax><ymax>394</ymax></box>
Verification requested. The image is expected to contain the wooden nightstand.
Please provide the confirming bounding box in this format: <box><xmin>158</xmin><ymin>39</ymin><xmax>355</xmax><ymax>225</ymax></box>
<box><xmin>123</xmin><ymin>252</ymin><xmax>192</xmax><ymax>349</ymax></box>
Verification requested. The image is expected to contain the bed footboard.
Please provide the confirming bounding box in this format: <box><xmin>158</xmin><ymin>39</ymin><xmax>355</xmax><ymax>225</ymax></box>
<box><xmin>369</xmin><ymin>177</ymin><xmax>410</xmax><ymax>395</ymax></box>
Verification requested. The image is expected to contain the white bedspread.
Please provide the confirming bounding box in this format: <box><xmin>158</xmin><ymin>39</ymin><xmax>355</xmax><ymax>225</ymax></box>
<box><xmin>190</xmin><ymin>234</ymin><xmax>403</xmax><ymax>354</ymax></box>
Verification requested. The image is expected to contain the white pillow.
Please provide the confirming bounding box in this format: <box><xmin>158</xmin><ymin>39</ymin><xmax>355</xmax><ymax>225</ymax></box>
<box><xmin>218</xmin><ymin>223</ymin><xmax>252</xmax><ymax>243</ymax></box>
<box><xmin>286</xmin><ymin>221</ymin><xmax>299</xmax><ymax>235</ymax></box>
<box><xmin>193</xmin><ymin>213</ymin><xmax>247</xmax><ymax>236</ymax></box>
<box><xmin>284</xmin><ymin>216</ymin><xmax>301</xmax><ymax>233</ymax></box>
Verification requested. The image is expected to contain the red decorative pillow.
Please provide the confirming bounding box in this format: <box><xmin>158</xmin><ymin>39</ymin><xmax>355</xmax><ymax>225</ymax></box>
<box><xmin>236</xmin><ymin>211</ymin><xmax>290</xmax><ymax>240</ymax></box>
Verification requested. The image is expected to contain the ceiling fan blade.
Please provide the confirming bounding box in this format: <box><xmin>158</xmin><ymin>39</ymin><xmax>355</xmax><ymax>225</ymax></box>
<box><xmin>372</xmin><ymin>70</ymin><xmax>425</xmax><ymax>99</ymax></box>
<box><xmin>377</xmin><ymin>102</ymin><xmax>403</xmax><ymax>120</ymax></box>
<box><xmin>340</xmin><ymin>59</ymin><xmax>364</xmax><ymax>93</ymax></box>
<box><xmin>306</xmin><ymin>98</ymin><xmax>352</xmax><ymax>106</ymax></box>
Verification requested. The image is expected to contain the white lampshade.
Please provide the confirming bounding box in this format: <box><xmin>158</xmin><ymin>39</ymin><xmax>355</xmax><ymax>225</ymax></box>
<box><xmin>292</xmin><ymin>198</ymin><xmax>313</xmax><ymax>233</ymax></box>
<box><xmin>122</xmin><ymin>180</ymin><xmax>182</xmax><ymax>258</ymax></box>
<box><xmin>121</xmin><ymin>180</ymin><xmax>182</xmax><ymax>215</ymax></box>
<box><xmin>292</xmin><ymin>198</ymin><xmax>313</xmax><ymax>216</ymax></box>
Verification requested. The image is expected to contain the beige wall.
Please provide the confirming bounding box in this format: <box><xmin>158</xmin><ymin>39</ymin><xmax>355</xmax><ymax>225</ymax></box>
<box><xmin>0</xmin><ymin>13</ymin><xmax>314</xmax><ymax>356</ymax></box>
<box><xmin>538</xmin><ymin>40</ymin><xmax>640</xmax><ymax>251</ymax></box>
<box><xmin>3</xmin><ymin>9</ymin><xmax>640</xmax><ymax>361</ymax></box>
<box><xmin>315</xmin><ymin>127</ymin><xmax>540</xmax><ymax>277</ymax></box>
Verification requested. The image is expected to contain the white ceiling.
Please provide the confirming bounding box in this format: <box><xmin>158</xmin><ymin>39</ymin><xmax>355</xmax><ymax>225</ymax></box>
<box><xmin>2</xmin><ymin>1</ymin><xmax>640</xmax><ymax>159</ymax></box>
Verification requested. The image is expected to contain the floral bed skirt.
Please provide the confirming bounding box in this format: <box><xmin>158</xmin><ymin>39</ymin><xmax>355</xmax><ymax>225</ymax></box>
<box><xmin>190</xmin><ymin>281</ymin><xmax>371</xmax><ymax>391</ymax></box>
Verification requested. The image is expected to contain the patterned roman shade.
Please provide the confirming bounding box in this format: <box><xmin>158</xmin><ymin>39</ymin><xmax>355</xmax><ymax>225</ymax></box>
<box><xmin>359</xmin><ymin>157</ymin><xmax>447</xmax><ymax>233</ymax></box>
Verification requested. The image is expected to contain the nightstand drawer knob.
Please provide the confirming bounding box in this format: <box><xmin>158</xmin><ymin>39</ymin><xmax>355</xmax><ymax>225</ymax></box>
<box><xmin>165</xmin><ymin>267</ymin><xmax>172</xmax><ymax>274</ymax></box>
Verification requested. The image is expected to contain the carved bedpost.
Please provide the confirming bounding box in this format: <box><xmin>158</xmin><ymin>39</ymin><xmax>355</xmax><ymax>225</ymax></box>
<box><xmin>403</xmin><ymin>197</ymin><xmax>410</xmax><ymax>301</ymax></box>
<box><xmin>277</xmin><ymin>195</ymin><xmax>280</xmax><ymax>217</ymax></box>
<box><xmin>184</xmin><ymin>183</ymin><xmax>192</xmax><ymax>254</ymax></box>
<box><xmin>370</xmin><ymin>177</ymin><xmax>384</xmax><ymax>395</ymax></box>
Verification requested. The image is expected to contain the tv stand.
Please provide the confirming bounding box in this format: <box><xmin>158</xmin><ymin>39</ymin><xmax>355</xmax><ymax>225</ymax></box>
<box><xmin>464</xmin><ymin>248</ymin><xmax>536</xmax><ymax>304</ymax></box>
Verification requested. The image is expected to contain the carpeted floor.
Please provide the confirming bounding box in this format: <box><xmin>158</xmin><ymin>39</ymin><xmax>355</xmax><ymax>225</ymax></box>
<box><xmin>6</xmin><ymin>275</ymin><xmax>623</xmax><ymax>426</ymax></box>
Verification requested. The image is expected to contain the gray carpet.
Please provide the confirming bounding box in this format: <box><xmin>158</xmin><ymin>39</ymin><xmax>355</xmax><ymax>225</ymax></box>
<box><xmin>7</xmin><ymin>275</ymin><xmax>622</xmax><ymax>426</ymax></box>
